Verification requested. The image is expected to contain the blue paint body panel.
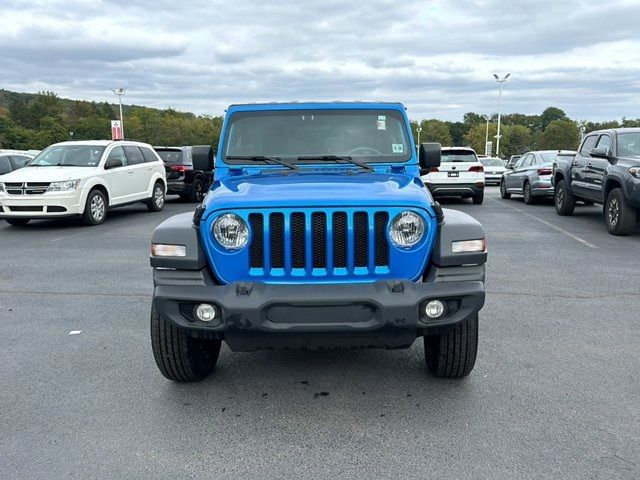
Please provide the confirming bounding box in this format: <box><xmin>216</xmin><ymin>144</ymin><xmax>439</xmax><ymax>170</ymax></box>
<box><xmin>200</xmin><ymin>102</ymin><xmax>438</xmax><ymax>285</ymax></box>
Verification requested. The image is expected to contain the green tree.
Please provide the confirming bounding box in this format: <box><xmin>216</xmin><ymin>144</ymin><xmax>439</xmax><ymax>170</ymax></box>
<box><xmin>539</xmin><ymin>120</ymin><xmax>580</xmax><ymax>150</ymax></box>
<box><xmin>420</xmin><ymin>119</ymin><xmax>452</xmax><ymax>146</ymax></box>
<box><xmin>539</xmin><ymin>107</ymin><xmax>568</xmax><ymax>130</ymax></box>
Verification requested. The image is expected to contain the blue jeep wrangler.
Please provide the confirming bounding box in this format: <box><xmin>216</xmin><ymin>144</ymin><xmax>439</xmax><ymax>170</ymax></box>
<box><xmin>149</xmin><ymin>102</ymin><xmax>487</xmax><ymax>382</ymax></box>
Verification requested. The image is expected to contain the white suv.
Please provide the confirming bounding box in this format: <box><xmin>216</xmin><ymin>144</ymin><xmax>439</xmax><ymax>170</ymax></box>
<box><xmin>421</xmin><ymin>147</ymin><xmax>485</xmax><ymax>204</ymax></box>
<box><xmin>0</xmin><ymin>140</ymin><xmax>167</xmax><ymax>226</ymax></box>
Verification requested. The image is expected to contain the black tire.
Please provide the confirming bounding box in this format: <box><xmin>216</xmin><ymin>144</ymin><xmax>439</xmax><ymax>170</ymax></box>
<box><xmin>424</xmin><ymin>314</ymin><xmax>478</xmax><ymax>378</ymax></box>
<box><xmin>523</xmin><ymin>181</ymin><xmax>535</xmax><ymax>205</ymax></box>
<box><xmin>81</xmin><ymin>189</ymin><xmax>107</xmax><ymax>225</ymax></box>
<box><xmin>189</xmin><ymin>177</ymin><xmax>207</xmax><ymax>203</ymax></box>
<box><xmin>5</xmin><ymin>218</ymin><xmax>30</xmax><ymax>226</ymax></box>
<box><xmin>554</xmin><ymin>179</ymin><xmax>575</xmax><ymax>216</ymax></box>
<box><xmin>605</xmin><ymin>188</ymin><xmax>637</xmax><ymax>236</ymax></box>
<box><xmin>147</xmin><ymin>182</ymin><xmax>165</xmax><ymax>212</ymax></box>
<box><xmin>500</xmin><ymin>179</ymin><xmax>511</xmax><ymax>199</ymax></box>
<box><xmin>472</xmin><ymin>191</ymin><xmax>484</xmax><ymax>205</ymax></box>
<box><xmin>150</xmin><ymin>306</ymin><xmax>221</xmax><ymax>382</ymax></box>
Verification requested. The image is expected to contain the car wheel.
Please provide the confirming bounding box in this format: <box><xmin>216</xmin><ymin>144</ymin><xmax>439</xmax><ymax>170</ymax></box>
<box><xmin>554</xmin><ymin>179</ymin><xmax>575</xmax><ymax>216</ymax></box>
<box><xmin>150</xmin><ymin>306</ymin><xmax>221</xmax><ymax>382</ymax></box>
<box><xmin>500</xmin><ymin>179</ymin><xmax>511</xmax><ymax>199</ymax></box>
<box><xmin>605</xmin><ymin>188</ymin><xmax>637</xmax><ymax>236</ymax></box>
<box><xmin>523</xmin><ymin>182</ymin><xmax>534</xmax><ymax>205</ymax></box>
<box><xmin>147</xmin><ymin>182</ymin><xmax>165</xmax><ymax>212</ymax></box>
<box><xmin>81</xmin><ymin>189</ymin><xmax>107</xmax><ymax>226</ymax></box>
<box><xmin>189</xmin><ymin>177</ymin><xmax>206</xmax><ymax>203</ymax></box>
<box><xmin>5</xmin><ymin>218</ymin><xmax>30</xmax><ymax>226</ymax></box>
<box><xmin>472</xmin><ymin>191</ymin><xmax>484</xmax><ymax>204</ymax></box>
<box><xmin>424</xmin><ymin>313</ymin><xmax>478</xmax><ymax>378</ymax></box>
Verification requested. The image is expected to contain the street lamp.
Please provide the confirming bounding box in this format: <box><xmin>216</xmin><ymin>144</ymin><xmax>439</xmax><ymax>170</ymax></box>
<box><xmin>111</xmin><ymin>88</ymin><xmax>127</xmax><ymax>138</ymax></box>
<box><xmin>493</xmin><ymin>73</ymin><xmax>510</xmax><ymax>157</ymax></box>
<box><xmin>482</xmin><ymin>115</ymin><xmax>490</xmax><ymax>156</ymax></box>
<box><xmin>416</xmin><ymin>126</ymin><xmax>422</xmax><ymax>146</ymax></box>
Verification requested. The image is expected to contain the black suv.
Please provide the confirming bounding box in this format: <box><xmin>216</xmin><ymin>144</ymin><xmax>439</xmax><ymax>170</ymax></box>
<box><xmin>154</xmin><ymin>146</ymin><xmax>214</xmax><ymax>203</ymax></box>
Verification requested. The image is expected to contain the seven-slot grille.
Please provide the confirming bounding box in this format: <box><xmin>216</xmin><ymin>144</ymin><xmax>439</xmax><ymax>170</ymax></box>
<box><xmin>4</xmin><ymin>182</ymin><xmax>50</xmax><ymax>195</ymax></box>
<box><xmin>248</xmin><ymin>211</ymin><xmax>390</xmax><ymax>274</ymax></box>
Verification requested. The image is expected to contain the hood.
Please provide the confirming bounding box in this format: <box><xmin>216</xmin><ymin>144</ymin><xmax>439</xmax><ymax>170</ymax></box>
<box><xmin>203</xmin><ymin>170</ymin><xmax>433</xmax><ymax>214</ymax></box>
<box><xmin>0</xmin><ymin>166</ymin><xmax>95</xmax><ymax>182</ymax></box>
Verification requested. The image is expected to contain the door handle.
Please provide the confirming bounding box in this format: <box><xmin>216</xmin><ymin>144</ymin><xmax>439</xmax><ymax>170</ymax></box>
<box><xmin>587</xmin><ymin>163</ymin><xmax>592</xmax><ymax>167</ymax></box>
<box><xmin>127</xmin><ymin>169</ymin><xmax>134</xmax><ymax>174</ymax></box>
<box><xmin>146</xmin><ymin>166</ymin><xmax>152</xmax><ymax>170</ymax></box>
<box><xmin>572</xmin><ymin>162</ymin><xmax>579</xmax><ymax>167</ymax></box>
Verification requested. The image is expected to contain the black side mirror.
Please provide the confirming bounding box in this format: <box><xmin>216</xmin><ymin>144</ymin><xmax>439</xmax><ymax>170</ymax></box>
<box><xmin>505</xmin><ymin>164</ymin><xmax>514</xmax><ymax>170</ymax></box>
<box><xmin>590</xmin><ymin>147</ymin><xmax>610</xmax><ymax>159</ymax></box>
<box><xmin>104</xmin><ymin>158</ymin><xmax>123</xmax><ymax>170</ymax></box>
<box><xmin>418</xmin><ymin>142</ymin><xmax>441</xmax><ymax>175</ymax></box>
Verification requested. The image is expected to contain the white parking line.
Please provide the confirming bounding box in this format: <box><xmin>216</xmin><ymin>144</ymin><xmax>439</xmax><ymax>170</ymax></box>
<box><xmin>492</xmin><ymin>198</ymin><xmax>598</xmax><ymax>248</ymax></box>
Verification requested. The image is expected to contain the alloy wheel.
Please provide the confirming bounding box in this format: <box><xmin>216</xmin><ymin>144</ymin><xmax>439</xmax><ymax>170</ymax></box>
<box><xmin>608</xmin><ymin>197</ymin><xmax>619</xmax><ymax>228</ymax></box>
<box><xmin>91</xmin><ymin>195</ymin><xmax>105</xmax><ymax>222</ymax></box>
<box><xmin>154</xmin><ymin>186</ymin><xmax>165</xmax><ymax>209</ymax></box>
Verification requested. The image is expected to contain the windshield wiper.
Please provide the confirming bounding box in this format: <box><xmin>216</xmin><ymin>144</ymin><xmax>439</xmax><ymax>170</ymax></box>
<box><xmin>226</xmin><ymin>155</ymin><xmax>298</xmax><ymax>170</ymax></box>
<box><xmin>296</xmin><ymin>155</ymin><xmax>374</xmax><ymax>172</ymax></box>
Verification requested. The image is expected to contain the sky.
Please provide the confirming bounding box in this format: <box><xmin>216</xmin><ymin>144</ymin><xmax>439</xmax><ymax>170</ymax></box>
<box><xmin>1</xmin><ymin>0</ymin><xmax>639</xmax><ymax>122</ymax></box>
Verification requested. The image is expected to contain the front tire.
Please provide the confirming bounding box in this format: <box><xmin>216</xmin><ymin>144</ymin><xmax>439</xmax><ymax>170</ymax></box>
<box><xmin>500</xmin><ymin>179</ymin><xmax>511</xmax><ymax>199</ymax></box>
<box><xmin>472</xmin><ymin>191</ymin><xmax>484</xmax><ymax>205</ymax></box>
<box><xmin>605</xmin><ymin>188</ymin><xmax>637</xmax><ymax>236</ymax></box>
<box><xmin>81</xmin><ymin>189</ymin><xmax>107</xmax><ymax>225</ymax></box>
<box><xmin>554</xmin><ymin>179</ymin><xmax>575</xmax><ymax>216</ymax></box>
<box><xmin>147</xmin><ymin>182</ymin><xmax>165</xmax><ymax>212</ymax></box>
<box><xmin>150</xmin><ymin>306</ymin><xmax>221</xmax><ymax>382</ymax></box>
<box><xmin>424</xmin><ymin>314</ymin><xmax>478</xmax><ymax>378</ymax></box>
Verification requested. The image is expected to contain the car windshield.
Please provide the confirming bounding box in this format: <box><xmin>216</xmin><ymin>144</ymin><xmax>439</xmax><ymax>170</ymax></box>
<box><xmin>29</xmin><ymin>145</ymin><xmax>105</xmax><ymax>167</ymax></box>
<box><xmin>223</xmin><ymin>109</ymin><xmax>411</xmax><ymax>164</ymax></box>
<box><xmin>441</xmin><ymin>150</ymin><xmax>477</xmax><ymax>163</ymax></box>
<box><xmin>480</xmin><ymin>158</ymin><xmax>504</xmax><ymax>167</ymax></box>
<box><xmin>156</xmin><ymin>149</ymin><xmax>186</xmax><ymax>165</ymax></box>
<box><xmin>617</xmin><ymin>133</ymin><xmax>640</xmax><ymax>157</ymax></box>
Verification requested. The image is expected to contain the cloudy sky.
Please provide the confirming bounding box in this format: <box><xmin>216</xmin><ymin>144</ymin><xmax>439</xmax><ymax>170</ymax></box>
<box><xmin>1</xmin><ymin>0</ymin><xmax>639</xmax><ymax>121</ymax></box>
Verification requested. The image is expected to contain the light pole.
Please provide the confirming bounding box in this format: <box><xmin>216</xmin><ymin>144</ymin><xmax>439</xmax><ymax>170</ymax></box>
<box><xmin>416</xmin><ymin>126</ymin><xmax>422</xmax><ymax>146</ymax></box>
<box><xmin>483</xmin><ymin>115</ymin><xmax>490</xmax><ymax>155</ymax></box>
<box><xmin>493</xmin><ymin>73</ymin><xmax>510</xmax><ymax>157</ymax></box>
<box><xmin>111</xmin><ymin>88</ymin><xmax>127</xmax><ymax>138</ymax></box>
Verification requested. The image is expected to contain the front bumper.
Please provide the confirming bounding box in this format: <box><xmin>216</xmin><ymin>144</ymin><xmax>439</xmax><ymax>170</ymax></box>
<box><xmin>152</xmin><ymin>268</ymin><xmax>485</xmax><ymax>351</ymax></box>
<box><xmin>0</xmin><ymin>191</ymin><xmax>84</xmax><ymax>218</ymax></box>
<box><xmin>426</xmin><ymin>183</ymin><xmax>484</xmax><ymax>198</ymax></box>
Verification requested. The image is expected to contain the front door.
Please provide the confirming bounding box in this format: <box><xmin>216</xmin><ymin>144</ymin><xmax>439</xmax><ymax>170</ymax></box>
<box><xmin>571</xmin><ymin>134</ymin><xmax>598</xmax><ymax>198</ymax></box>
<box><xmin>583</xmin><ymin>134</ymin><xmax>610</xmax><ymax>202</ymax></box>
<box><xmin>103</xmin><ymin>146</ymin><xmax>137</xmax><ymax>204</ymax></box>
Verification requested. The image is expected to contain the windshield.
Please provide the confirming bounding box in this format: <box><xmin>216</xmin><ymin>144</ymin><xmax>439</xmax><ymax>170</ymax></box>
<box><xmin>479</xmin><ymin>158</ymin><xmax>504</xmax><ymax>167</ymax></box>
<box><xmin>617</xmin><ymin>133</ymin><xmax>640</xmax><ymax>157</ymax></box>
<box><xmin>156</xmin><ymin>149</ymin><xmax>187</xmax><ymax>165</ymax></box>
<box><xmin>223</xmin><ymin>109</ymin><xmax>411</xmax><ymax>164</ymax></box>
<box><xmin>29</xmin><ymin>145</ymin><xmax>105</xmax><ymax>167</ymax></box>
<box><xmin>441</xmin><ymin>150</ymin><xmax>478</xmax><ymax>163</ymax></box>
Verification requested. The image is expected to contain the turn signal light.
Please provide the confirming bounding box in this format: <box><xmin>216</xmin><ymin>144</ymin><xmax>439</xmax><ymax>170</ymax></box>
<box><xmin>451</xmin><ymin>239</ymin><xmax>486</xmax><ymax>253</ymax></box>
<box><xmin>537</xmin><ymin>168</ymin><xmax>552</xmax><ymax>175</ymax></box>
<box><xmin>429</xmin><ymin>167</ymin><xmax>439</xmax><ymax>173</ymax></box>
<box><xmin>151</xmin><ymin>243</ymin><xmax>187</xmax><ymax>257</ymax></box>
<box><xmin>171</xmin><ymin>165</ymin><xmax>189</xmax><ymax>172</ymax></box>
<box><xmin>468</xmin><ymin>165</ymin><xmax>484</xmax><ymax>172</ymax></box>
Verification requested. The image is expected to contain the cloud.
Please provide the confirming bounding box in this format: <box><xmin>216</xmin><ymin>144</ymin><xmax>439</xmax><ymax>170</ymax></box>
<box><xmin>0</xmin><ymin>0</ymin><xmax>639</xmax><ymax>121</ymax></box>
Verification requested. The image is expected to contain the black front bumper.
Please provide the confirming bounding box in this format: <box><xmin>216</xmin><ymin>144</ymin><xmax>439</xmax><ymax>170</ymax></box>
<box><xmin>153</xmin><ymin>268</ymin><xmax>485</xmax><ymax>351</ymax></box>
<box><xmin>427</xmin><ymin>183</ymin><xmax>484</xmax><ymax>198</ymax></box>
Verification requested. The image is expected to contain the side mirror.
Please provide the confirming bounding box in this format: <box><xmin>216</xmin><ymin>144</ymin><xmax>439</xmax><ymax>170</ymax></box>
<box><xmin>104</xmin><ymin>158</ymin><xmax>123</xmax><ymax>170</ymax></box>
<box><xmin>505</xmin><ymin>164</ymin><xmax>514</xmax><ymax>170</ymax></box>
<box><xmin>590</xmin><ymin>147</ymin><xmax>610</xmax><ymax>159</ymax></box>
<box><xmin>418</xmin><ymin>142</ymin><xmax>441</xmax><ymax>175</ymax></box>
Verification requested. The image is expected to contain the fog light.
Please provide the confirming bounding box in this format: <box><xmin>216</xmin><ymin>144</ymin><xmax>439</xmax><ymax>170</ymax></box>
<box><xmin>424</xmin><ymin>300</ymin><xmax>445</xmax><ymax>319</ymax></box>
<box><xmin>195</xmin><ymin>303</ymin><xmax>216</xmax><ymax>322</ymax></box>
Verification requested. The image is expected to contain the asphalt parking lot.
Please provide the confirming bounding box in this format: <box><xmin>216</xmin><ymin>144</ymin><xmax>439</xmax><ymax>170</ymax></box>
<box><xmin>1</xmin><ymin>188</ymin><xmax>639</xmax><ymax>480</ymax></box>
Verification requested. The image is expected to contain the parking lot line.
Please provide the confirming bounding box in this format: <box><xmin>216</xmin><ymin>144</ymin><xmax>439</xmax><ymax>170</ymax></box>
<box><xmin>491</xmin><ymin>198</ymin><xmax>598</xmax><ymax>249</ymax></box>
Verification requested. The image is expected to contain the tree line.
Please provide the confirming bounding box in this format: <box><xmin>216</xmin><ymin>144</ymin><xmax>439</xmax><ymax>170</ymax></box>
<box><xmin>0</xmin><ymin>90</ymin><xmax>222</xmax><ymax>150</ymax></box>
<box><xmin>1</xmin><ymin>90</ymin><xmax>639</xmax><ymax>157</ymax></box>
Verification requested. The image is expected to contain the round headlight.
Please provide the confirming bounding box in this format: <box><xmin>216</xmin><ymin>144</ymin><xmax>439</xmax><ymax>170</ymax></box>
<box><xmin>389</xmin><ymin>211</ymin><xmax>424</xmax><ymax>247</ymax></box>
<box><xmin>213</xmin><ymin>213</ymin><xmax>249</xmax><ymax>250</ymax></box>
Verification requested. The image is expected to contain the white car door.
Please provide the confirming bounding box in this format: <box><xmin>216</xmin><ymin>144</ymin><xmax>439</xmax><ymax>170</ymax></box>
<box><xmin>122</xmin><ymin>146</ymin><xmax>152</xmax><ymax>200</ymax></box>
<box><xmin>103</xmin><ymin>146</ymin><xmax>138</xmax><ymax>204</ymax></box>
